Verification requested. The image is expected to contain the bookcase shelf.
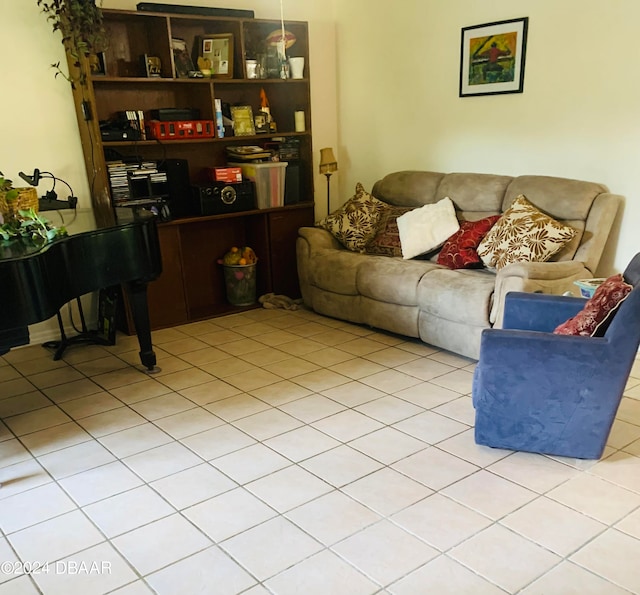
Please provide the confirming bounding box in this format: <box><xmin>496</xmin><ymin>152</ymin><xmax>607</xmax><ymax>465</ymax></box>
<box><xmin>67</xmin><ymin>7</ymin><xmax>315</xmax><ymax>330</ymax></box>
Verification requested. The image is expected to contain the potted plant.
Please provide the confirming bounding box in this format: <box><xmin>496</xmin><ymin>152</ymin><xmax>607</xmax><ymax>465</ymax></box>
<box><xmin>37</xmin><ymin>0</ymin><xmax>108</xmax><ymax>87</ymax></box>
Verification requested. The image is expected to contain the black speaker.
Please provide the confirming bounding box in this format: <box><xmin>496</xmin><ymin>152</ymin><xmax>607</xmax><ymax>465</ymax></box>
<box><xmin>192</xmin><ymin>181</ymin><xmax>255</xmax><ymax>215</ymax></box>
<box><xmin>160</xmin><ymin>158</ymin><xmax>192</xmax><ymax>218</ymax></box>
<box><xmin>284</xmin><ymin>162</ymin><xmax>301</xmax><ymax>205</ymax></box>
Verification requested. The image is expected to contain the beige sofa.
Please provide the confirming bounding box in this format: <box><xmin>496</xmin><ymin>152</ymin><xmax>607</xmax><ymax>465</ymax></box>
<box><xmin>296</xmin><ymin>171</ymin><xmax>621</xmax><ymax>359</ymax></box>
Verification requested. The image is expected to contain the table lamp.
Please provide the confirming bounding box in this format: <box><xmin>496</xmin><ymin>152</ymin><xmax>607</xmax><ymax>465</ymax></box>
<box><xmin>319</xmin><ymin>147</ymin><xmax>338</xmax><ymax>215</ymax></box>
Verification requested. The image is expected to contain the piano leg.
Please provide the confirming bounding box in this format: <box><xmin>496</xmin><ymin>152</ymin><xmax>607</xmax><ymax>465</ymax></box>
<box><xmin>124</xmin><ymin>280</ymin><xmax>158</xmax><ymax>372</ymax></box>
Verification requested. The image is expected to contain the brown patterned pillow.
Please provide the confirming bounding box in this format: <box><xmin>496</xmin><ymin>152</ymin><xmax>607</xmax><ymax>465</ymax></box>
<box><xmin>365</xmin><ymin>205</ymin><xmax>414</xmax><ymax>257</ymax></box>
<box><xmin>477</xmin><ymin>195</ymin><xmax>577</xmax><ymax>270</ymax></box>
<box><xmin>317</xmin><ymin>183</ymin><xmax>387</xmax><ymax>252</ymax></box>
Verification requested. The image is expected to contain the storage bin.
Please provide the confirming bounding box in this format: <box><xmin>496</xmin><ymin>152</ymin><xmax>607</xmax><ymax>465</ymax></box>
<box><xmin>231</xmin><ymin>162</ymin><xmax>287</xmax><ymax>209</ymax></box>
<box><xmin>223</xmin><ymin>263</ymin><xmax>258</xmax><ymax>306</ymax></box>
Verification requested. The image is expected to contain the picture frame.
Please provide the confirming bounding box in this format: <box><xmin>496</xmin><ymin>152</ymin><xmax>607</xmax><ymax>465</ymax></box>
<box><xmin>231</xmin><ymin>105</ymin><xmax>256</xmax><ymax>136</ymax></box>
<box><xmin>172</xmin><ymin>37</ymin><xmax>195</xmax><ymax>78</ymax></box>
<box><xmin>142</xmin><ymin>54</ymin><xmax>162</xmax><ymax>77</ymax></box>
<box><xmin>89</xmin><ymin>52</ymin><xmax>107</xmax><ymax>76</ymax></box>
<box><xmin>201</xmin><ymin>34</ymin><xmax>234</xmax><ymax>78</ymax></box>
<box><xmin>459</xmin><ymin>17</ymin><xmax>528</xmax><ymax>97</ymax></box>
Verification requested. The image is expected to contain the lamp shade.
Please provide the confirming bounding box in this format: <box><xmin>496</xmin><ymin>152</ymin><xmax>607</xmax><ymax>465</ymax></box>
<box><xmin>319</xmin><ymin>147</ymin><xmax>338</xmax><ymax>174</ymax></box>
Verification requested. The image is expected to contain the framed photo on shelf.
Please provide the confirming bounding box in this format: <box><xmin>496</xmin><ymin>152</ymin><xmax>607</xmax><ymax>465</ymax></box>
<box><xmin>200</xmin><ymin>34</ymin><xmax>234</xmax><ymax>78</ymax></box>
<box><xmin>231</xmin><ymin>106</ymin><xmax>256</xmax><ymax>136</ymax></box>
<box><xmin>89</xmin><ymin>52</ymin><xmax>107</xmax><ymax>76</ymax></box>
<box><xmin>172</xmin><ymin>37</ymin><xmax>195</xmax><ymax>78</ymax></box>
<box><xmin>459</xmin><ymin>17</ymin><xmax>528</xmax><ymax>97</ymax></box>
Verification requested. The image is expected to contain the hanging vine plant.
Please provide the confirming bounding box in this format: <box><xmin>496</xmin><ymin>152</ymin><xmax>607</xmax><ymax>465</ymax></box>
<box><xmin>37</xmin><ymin>0</ymin><xmax>108</xmax><ymax>87</ymax></box>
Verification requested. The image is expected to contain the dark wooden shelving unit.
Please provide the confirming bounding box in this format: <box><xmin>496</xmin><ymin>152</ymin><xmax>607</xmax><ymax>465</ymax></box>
<box><xmin>66</xmin><ymin>7</ymin><xmax>315</xmax><ymax>331</ymax></box>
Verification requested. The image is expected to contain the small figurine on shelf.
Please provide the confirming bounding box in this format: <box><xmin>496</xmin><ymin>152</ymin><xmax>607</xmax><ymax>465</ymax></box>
<box><xmin>259</xmin><ymin>88</ymin><xmax>277</xmax><ymax>133</ymax></box>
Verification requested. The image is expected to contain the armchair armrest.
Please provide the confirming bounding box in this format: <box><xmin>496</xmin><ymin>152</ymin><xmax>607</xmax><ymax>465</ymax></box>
<box><xmin>491</xmin><ymin>260</ymin><xmax>592</xmax><ymax>327</ymax></box>
<box><xmin>502</xmin><ymin>291</ymin><xmax>586</xmax><ymax>332</ymax></box>
<box><xmin>298</xmin><ymin>227</ymin><xmax>342</xmax><ymax>253</ymax></box>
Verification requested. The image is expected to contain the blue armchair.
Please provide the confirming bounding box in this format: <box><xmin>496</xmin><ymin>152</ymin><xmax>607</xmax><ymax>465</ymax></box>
<box><xmin>473</xmin><ymin>254</ymin><xmax>640</xmax><ymax>459</ymax></box>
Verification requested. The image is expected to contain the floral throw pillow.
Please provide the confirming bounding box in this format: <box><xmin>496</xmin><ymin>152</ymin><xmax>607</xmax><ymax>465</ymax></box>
<box><xmin>554</xmin><ymin>274</ymin><xmax>633</xmax><ymax>337</ymax></box>
<box><xmin>365</xmin><ymin>206</ymin><xmax>414</xmax><ymax>257</ymax></box>
<box><xmin>477</xmin><ymin>195</ymin><xmax>577</xmax><ymax>270</ymax></box>
<box><xmin>317</xmin><ymin>183</ymin><xmax>387</xmax><ymax>252</ymax></box>
<box><xmin>437</xmin><ymin>215</ymin><xmax>501</xmax><ymax>269</ymax></box>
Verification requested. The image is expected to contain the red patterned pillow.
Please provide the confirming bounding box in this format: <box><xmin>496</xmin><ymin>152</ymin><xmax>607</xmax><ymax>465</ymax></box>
<box><xmin>437</xmin><ymin>215</ymin><xmax>501</xmax><ymax>269</ymax></box>
<box><xmin>365</xmin><ymin>206</ymin><xmax>414</xmax><ymax>257</ymax></box>
<box><xmin>554</xmin><ymin>274</ymin><xmax>632</xmax><ymax>337</ymax></box>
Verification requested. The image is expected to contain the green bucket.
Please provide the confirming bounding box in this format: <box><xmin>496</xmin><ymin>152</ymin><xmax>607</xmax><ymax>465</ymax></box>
<box><xmin>223</xmin><ymin>262</ymin><xmax>257</xmax><ymax>306</ymax></box>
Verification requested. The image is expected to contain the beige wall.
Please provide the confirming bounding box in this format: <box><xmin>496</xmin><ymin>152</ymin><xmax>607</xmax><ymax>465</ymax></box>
<box><xmin>3</xmin><ymin>0</ymin><xmax>637</xmax><ymax>342</ymax></box>
<box><xmin>335</xmin><ymin>0</ymin><xmax>640</xmax><ymax>274</ymax></box>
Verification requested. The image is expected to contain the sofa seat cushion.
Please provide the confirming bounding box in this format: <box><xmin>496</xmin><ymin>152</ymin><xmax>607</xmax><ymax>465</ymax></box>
<box><xmin>417</xmin><ymin>268</ymin><xmax>496</xmax><ymax>327</ymax></box>
<box><xmin>358</xmin><ymin>257</ymin><xmax>441</xmax><ymax>306</ymax></box>
<box><xmin>308</xmin><ymin>249</ymin><xmax>373</xmax><ymax>295</ymax></box>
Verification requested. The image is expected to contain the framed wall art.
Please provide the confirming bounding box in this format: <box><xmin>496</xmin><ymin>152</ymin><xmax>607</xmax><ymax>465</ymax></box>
<box><xmin>459</xmin><ymin>17</ymin><xmax>528</xmax><ymax>97</ymax></box>
<box><xmin>231</xmin><ymin>106</ymin><xmax>255</xmax><ymax>136</ymax></box>
<box><xmin>200</xmin><ymin>34</ymin><xmax>234</xmax><ymax>78</ymax></box>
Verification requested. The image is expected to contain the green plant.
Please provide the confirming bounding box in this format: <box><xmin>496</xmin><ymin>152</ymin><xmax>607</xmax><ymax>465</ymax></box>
<box><xmin>37</xmin><ymin>0</ymin><xmax>108</xmax><ymax>86</ymax></box>
<box><xmin>0</xmin><ymin>208</ymin><xmax>68</xmax><ymax>244</ymax></box>
<box><xmin>0</xmin><ymin>173</ymin><xmax>18</xmax><ymax>202</ymax></box>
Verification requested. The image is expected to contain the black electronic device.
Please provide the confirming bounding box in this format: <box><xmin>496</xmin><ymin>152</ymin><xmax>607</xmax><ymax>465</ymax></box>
<box><xmin>150</xmin><ymin>107</ymin><xmax>201</xmax><ymax>121</ymax></box>
<box><xmin>136</xmin><ymin>3</ymin><xmax>254</xmax><ymax>18</ymax></box>
<box><xmin>192</xmin><ymin>181</ymin><xmax>255</xmax><ymax>216</ymax></box>
<box><xmin>160</xmin><ymin>158</ymin><xmax>192</xmax><ymax>218</ymax></box>
<box><xmin>100</xmin><ymin>119</ymin><xmax>141</xmax><ymax>141</ymax></box>
<box><xmin>284</xmin><ymin>162</ymin><xmax>301</xmax><ymax>205</ymax></box>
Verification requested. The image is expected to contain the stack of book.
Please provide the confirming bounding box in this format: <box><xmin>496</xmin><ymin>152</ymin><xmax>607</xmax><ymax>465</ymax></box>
<box><xmin>226</xmin><ymin>145</ymin><xmax>273</xmax><ymax>162</ymax></box>
<box><xmin>118</xmin><ymin>110</ymin><xmax>147</xmax><ymax>140</ymax></box>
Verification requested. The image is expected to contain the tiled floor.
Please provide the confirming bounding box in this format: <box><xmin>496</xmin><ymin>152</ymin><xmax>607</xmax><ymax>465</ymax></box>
<box><xmin>1</xmin><ymin>307</ymin><xmax>640</xmax><ymax>594</ymax></box>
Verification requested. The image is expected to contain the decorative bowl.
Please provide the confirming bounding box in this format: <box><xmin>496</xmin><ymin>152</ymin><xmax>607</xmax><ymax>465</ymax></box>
<box><xmin>574</xmin><ymin>278</ymin><xmax>606</xmax><ymax>299</ymax></box>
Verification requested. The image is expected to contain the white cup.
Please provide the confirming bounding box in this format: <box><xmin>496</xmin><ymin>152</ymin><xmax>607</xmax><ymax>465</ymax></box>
<box><xmin>245</xmin><ymin>59</ymin><xmax>257</xmax><ymax>79</ymax></box>
<box><xmin>289</xmin><ymin>57</ymin><xmax>305</xmax><ymax>79</ymax></box>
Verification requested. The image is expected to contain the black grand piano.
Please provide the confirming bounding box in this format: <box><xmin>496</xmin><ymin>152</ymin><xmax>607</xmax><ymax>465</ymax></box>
<box><xmin>0</xmin><ymin>215</ymin><xmax>162</xmax><ymax>370</ymax></box>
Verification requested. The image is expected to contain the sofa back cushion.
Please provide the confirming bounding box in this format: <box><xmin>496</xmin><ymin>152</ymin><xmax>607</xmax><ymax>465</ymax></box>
<box><xmin>434</xmin><ymin>173</ymin><xmax>512</xmax><ymax>217</ymax></box>
<box><xmin>371</xmin><ymin>171</ymin><xmax>445</xmax><ymax>206</ymax></box>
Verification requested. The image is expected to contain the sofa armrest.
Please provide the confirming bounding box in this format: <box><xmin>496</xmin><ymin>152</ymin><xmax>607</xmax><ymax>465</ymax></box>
<box><xmin>298</xmin><ymin>226</ymin><xmax>343</xmax><ymax>253</ymax></box>
<box><xmin>490</xmin><ymin>260</ymin><xmax>591</xmax><ymax>327</ymax></box>
<box><xmin>502</xmin><ymin>291</ymin><xmax>586</xmax><ymax>332</ymax></box>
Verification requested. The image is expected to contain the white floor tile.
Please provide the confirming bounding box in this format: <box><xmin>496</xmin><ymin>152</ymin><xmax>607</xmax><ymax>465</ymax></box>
<box><xmin>393</xmin><ymin>410</ymin><xmax>468</xmax><ymax>444</ymax></box>
<box><xmin>97</xmin><ymin>423</ymin><xmax>173</xmax><ymax>459</ymax></box>
<box><xmin>449</xmin><ymin>524</ymin><xmax>561</xmax><ymax>593</ymax></box>
<box><xmin>441</xmin><ymin>469</ymin><xmax>537</xmax><ymax>520</ymax></box>
<box><xmin>211</xmin><ymin>443</ymin><xmax>291</xmax><ymax>484</ymax></box>
<box><xmin>181</xmin><ymin>424</ymin><xmax>256</xmax><ymax>460</ymax></box>
<box><xmin>332</xmin><ymin>519</ymin><xmax>439</xmax><ymax>586</ymax></box>
<box><xmin>278</xmin><ymin>394</ymin><xmax>346</xmax><ymax>423</ymax></box>
<box><xmin>391</xmin><ymin>493</ymin><xmax>492</xmax><ymax>551</ymax></box>
<box><xmin>37</xmin><ymin>440</ymin><xmax>116</xmax><ymax>480</ymax></box>
<box><xmin>264</xmin><ymin>426</ymin><xmax>341</xmax><ymax>462</ymax></box>
<box><xmin>342</xmin><ymin>467</ymin><xmax>433</xmax><ymax>516</ymax></box>
<box><xmin>221</xmin><ymin>516</ymin><xmax>323</xmax><ymax>581</ymax></box>
<box><xmin>183</xmin><ymin>487</ymin><xmax>277</xmax><ymax>542</ymax></box>
<box><xmin>150</xmin><ymin>463</ymin><xmax>237</xmax><ymax>510</ymax></box>
<box><xmin>265</xmin><ymin>549</ymin><xmax>378</xmax><ymax>595</ymax></box>
<box><xmin>348</xmin><ymin>427</ymin><xmax>427</xmax><ymax>464</ymax></box>
<box><xmin>570</xmin><ymin>528</ymin><xmax>640</xmax><ymax>592</ymax></box>
<box><xmin>146</xmin><ymin>546</ymin><xmax>257</xmax><ymax>595</ymax></box>
<box><xmin>122</xmin><ymin>442</ymin><xmax>202</xmax><ymax>482</ymax></box>
<box><xmin>245</xmin><ymin>465</ymin><xmax>333</xmax><ymax>512</ymax></box>
<box><xmin>300</xmin><ymin>445</ymin><xmax>383</xmax><ymax>488</ymax></box>
<box><xmin>389</xmin><ymin>554</ymin><xmax>504</xmax><ymax>595</ymax></box>
<box><xmin>83</xmin><ymin>485</ymin><xmax>175</xmax><ymax>537</ymax></box>
<box><xmin>500</xmin><ymin>496</ymin><xmax>606</xmax><ymax>556</ymax></box>
<box><xmin>286</xmin><ymin>490</ymin><xmax>381</xmax><ymax>545</ymax></box>
<box><xmin>8</xmin><ymin>509</ymin><xmax>104</xmax><ymax>563</ymax></box>
<box><xmin>112</xmin><ymin>514</ymin><xmax>211</xmax><ymax>575</ymax></box>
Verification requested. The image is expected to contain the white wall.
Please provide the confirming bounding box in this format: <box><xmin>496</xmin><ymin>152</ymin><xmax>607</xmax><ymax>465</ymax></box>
<box><xmin>335</xmin><ymin>0</ymin><xmax>640</xmax><ymax>274</ymax></box>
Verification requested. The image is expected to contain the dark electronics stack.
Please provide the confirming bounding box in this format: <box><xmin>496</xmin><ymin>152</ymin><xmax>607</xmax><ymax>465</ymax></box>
<box><xmin>279</xmin><ymin>139</ymin><xmax>301</xmax><ymax>205</ymax></box>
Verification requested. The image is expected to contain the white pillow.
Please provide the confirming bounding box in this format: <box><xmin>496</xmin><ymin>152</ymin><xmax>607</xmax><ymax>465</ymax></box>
<box><xmin>396</xmin><ymin>197</ymin><xmax>460</xmax><ymax>259</ymax></box>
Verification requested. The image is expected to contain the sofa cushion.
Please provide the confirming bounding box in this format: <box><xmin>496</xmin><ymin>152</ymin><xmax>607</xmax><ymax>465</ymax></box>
<box><xmin>357</xmin><ymin>257</ymin><xmax>440</xmax><ymax>306</ymax></box>
<box><xmin>365</xmin><ymin>206</ymin><xmax>414</xmax><ymax>257</ymax></box>
<box><xmin>554</xmin><ymin>274</ymin><xmax>632</xmax><ymax>337</ymax></box>
<box><xmin>308</xmin><ymin>249</ymin><xmax>372</xmax><ymax>295</ymax></box>
<box><xmin>437</xmin><ymin>215</ymin><xmax>501</xmax><ymax>270</ymax></box>
<box><xmin>417</xmin><ymin>268</ymin><xmax>496</xmax><ymax>327</ymax></box>
<box><xmin>477</xmin><ymin>195</ymin><xmax>577</xmax><ymax>270</ymax></box>
<box><xmin>397</xmin><ymin>197</ymin><xmax>460</xmax><ymax>260</ymax></box>
<box><xmin>317</xmin><ymin>183</ymin><xmax>386</xmax><ymax>252</ymax></box>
